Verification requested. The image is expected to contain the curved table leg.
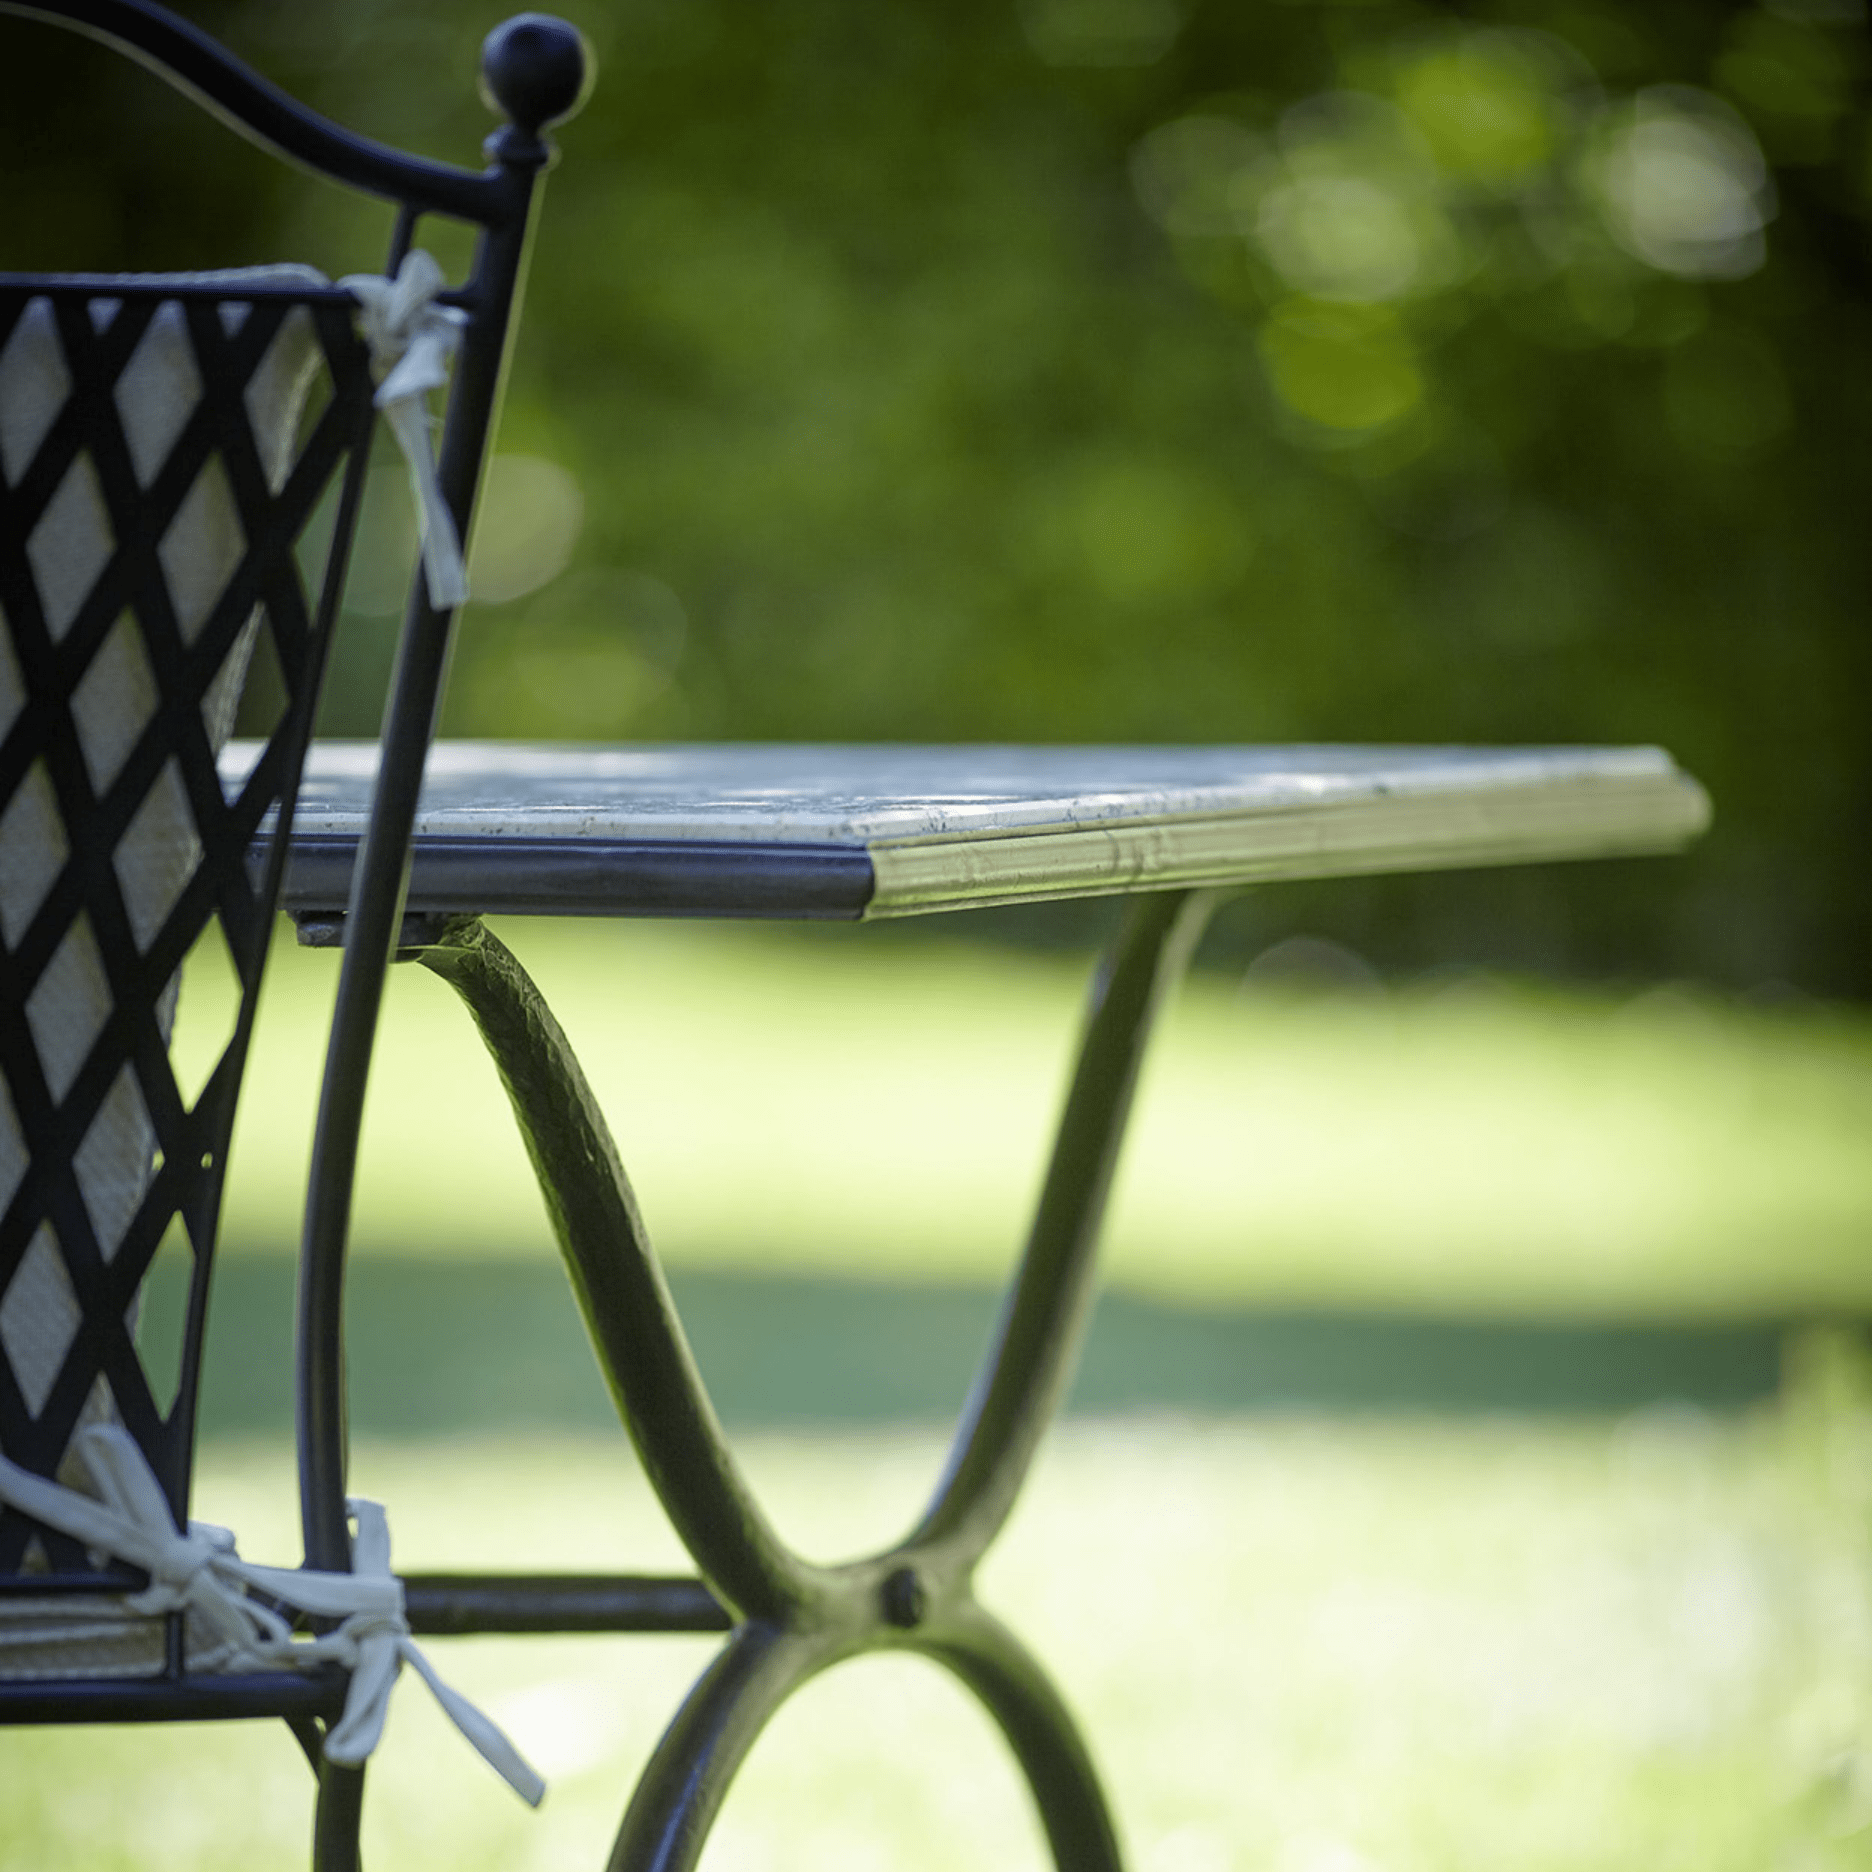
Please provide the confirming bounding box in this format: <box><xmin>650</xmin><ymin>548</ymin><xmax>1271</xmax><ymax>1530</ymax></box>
<box><xmin>412</xmin><ymin>892</ymin><xmax>1221</xmax><ymax>1869</ymax></box>
<box><xmin>912</xmin><ymin>889</ymin><xmax>1221</xmax><ymax>1565</ymax></box>
<box><xmin>611</xmin><ymin>1601</ymin><xmax>1124</xmax><ymax>1872</ymax></box>
<box><xmin>606</xmin><ymin>1620</ymin><xmax>830</xmax><ymax>1872</ymax></box>
<box><xmin>417</xmin><ymin>920</ymin><xmax>811</xmax><ymax>1627</ymax></box>
<box><xmin>916</xmin><ymin>1599</ymin><xmax>1124</xmax><ymax>1872</ymax></box>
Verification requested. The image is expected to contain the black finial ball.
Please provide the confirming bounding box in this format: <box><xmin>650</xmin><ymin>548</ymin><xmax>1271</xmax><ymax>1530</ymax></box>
<box><xmin>481</xmin><ymin>15</ymin><xmax>592</xmax><ymax>137</ymax></box>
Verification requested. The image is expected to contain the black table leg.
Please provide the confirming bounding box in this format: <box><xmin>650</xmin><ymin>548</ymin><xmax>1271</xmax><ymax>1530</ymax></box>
<box><xmin>410</xmin><ymin>889</ymin><xmax>1219</xmax><ymax>1870</ymax></box>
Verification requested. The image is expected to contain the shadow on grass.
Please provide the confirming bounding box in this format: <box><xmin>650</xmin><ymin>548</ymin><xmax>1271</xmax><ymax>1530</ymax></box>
<box><xmin>174</xmin><ymin>1255</ymin><xmax>1792</xmax><ymax>1440</ymax></box>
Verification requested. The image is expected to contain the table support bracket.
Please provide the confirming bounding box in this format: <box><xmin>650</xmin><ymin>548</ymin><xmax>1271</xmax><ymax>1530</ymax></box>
<box><xmin>407</xmin><ymin>888</ymin><xmax>1219</xmax><ymax>1871</ymax></box>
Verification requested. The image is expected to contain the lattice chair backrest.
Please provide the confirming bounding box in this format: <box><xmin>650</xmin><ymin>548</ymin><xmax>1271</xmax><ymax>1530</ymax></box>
<box><xmin>0</xmin><ymin>270</ymin><xmax>377</xmax><ymax>1580</ymax></box>
<box><xmin>0</xmin><ymin>3</ymin><xmax>586</xmax><ymax>1808</ymax></box>
<box><xmin>0</xmin><ymin>0</ymin><xmax>589</xmax><ymax>1580</ymax></box>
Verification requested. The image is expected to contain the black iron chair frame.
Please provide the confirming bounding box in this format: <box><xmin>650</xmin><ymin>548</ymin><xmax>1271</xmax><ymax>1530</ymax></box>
<box><xmin>0</xmin><ymin>3</ymin><xmax>588</xmax><ymax>1866</ymax></box>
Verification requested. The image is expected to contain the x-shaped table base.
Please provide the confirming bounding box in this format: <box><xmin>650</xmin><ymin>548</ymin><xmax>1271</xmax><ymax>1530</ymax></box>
<box><xmin>382</xmin><ymin>889</ymin><xmax>1218</xmax><ymax>1870</ymax></box>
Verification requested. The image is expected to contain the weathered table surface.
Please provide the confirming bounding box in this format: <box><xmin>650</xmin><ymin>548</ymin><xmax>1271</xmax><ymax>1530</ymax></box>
<box><xmin>239</xmin><ymin>740</ymin><xmax>1711</xmax><ymax>920</ymax></box>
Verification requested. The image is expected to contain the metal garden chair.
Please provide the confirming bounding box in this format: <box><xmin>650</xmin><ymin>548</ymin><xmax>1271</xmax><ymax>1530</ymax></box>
<box><xmin>0</xmin><ymin>1</ymin><xmax>589</xmax><ymax>1863</ymax></box>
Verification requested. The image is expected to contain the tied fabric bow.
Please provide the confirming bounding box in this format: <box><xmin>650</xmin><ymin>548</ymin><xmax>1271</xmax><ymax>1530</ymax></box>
<box><xmin>0</xmin><ymin>1426</ymin><xmax>544</xmax><ymax>1806</ymax></box>
<box><xmin>340</xmin><ymin>250</ymin><xmax>471</xmax><ymax>609</ymax></box>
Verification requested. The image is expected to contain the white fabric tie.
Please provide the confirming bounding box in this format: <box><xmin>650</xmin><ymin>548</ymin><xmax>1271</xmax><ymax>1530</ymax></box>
<box><xmin>339</xmin><ymin>250</ymin><xmax>471</xmax><ymax>610</ymax></box>
<box><xmin>0</xmin><ymin>1426</ymin><xmax>544</xmax><ymax>1806</ymax></box>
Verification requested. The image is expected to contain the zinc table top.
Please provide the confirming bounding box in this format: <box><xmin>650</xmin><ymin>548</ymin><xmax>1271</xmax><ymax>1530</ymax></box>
<box><xmin>242</xmin><ymin>740</ymin><xmax>1711</xmax><ymax>921</ymax></box>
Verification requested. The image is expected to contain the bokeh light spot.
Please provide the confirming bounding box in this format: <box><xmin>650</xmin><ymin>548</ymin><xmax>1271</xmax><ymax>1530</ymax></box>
<box><xmin>1242</xmin><ymin>92</ymin><xmax>1461</xmax><ymax>304</ymax></box>
<box><xmin>1586</xmin><ymin>88</ymin><xmax>1775</xmax><ymax>279</ymax></box>
<box><xmin>1256</xmin><ymin>174</ymin><xmax>1426</xmax><ymax>303</ymax></box>
<box><xmin>1257</xmin><ymin>301</ymin><xmax>1424</xmax><ymax>433</ymax></box>
<box><xmin>467</xmin><ymin>454</ymin><xmax>585</xmax><ymax>606</ymax></box>
<box><xmin>1394</xmin><ymin>35</ymin><xmax>1560</xmax><ymax>187</ymax></box>
<box><xmin>1131</xmin><ymin>115</ymin><xmax>1266</xmax><ymax>241</ymax></box>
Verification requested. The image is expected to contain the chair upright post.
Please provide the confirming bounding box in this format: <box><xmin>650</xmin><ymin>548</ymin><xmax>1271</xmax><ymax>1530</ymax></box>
<box><xmin>295</xmin><ymin>9</ymin><xmax>590</xmax><ymax>1579</ymax></box>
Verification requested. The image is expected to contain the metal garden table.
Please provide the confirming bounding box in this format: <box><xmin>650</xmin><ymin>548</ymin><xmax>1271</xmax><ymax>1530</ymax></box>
<box><xmin>253</xmin><ymin>738</ymin><xmax>1709</xmax><ymax>1872</ymax></box>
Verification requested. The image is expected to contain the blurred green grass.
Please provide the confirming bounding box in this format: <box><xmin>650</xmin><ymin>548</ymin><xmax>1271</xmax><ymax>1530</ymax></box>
<box><xmin>15</xmin><ymin>925</ymin><xmax>1872</xmax><ymax>1868</ymax></box>
<box><xmin>12</xmin><ymin>1350</ymin><xmax>1872</xmax><ymax>1870</ymax></box>
<box><xmin>194</xmin><ymin>915</ymin><xmax>1872</xmax><ymax>1318</ymax></box>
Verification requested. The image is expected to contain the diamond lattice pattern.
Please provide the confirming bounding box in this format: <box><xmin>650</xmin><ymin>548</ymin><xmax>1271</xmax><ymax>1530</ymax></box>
<box><xmin>0</xmin><ymin>276</ymin><xmax>372</xmax><ymax>1555</ymax></box>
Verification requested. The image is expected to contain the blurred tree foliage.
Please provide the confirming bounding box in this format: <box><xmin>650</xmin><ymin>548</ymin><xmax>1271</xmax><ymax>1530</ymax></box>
<box><xmin>2</xmin><ymin>0</ymin><xmax>1868</xmax><ymax>990</ymax></box>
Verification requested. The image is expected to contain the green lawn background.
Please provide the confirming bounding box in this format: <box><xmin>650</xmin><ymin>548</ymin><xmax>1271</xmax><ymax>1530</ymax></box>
<box><xmin>14</xmin><ymin>919</ymin><xmax>1872</xmax><ymax>1869</ymax></box>
<box><xmin>194</xmin><ymin>916</ymin><xmax>1872</xmax><ymax>1319</ymax></box>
